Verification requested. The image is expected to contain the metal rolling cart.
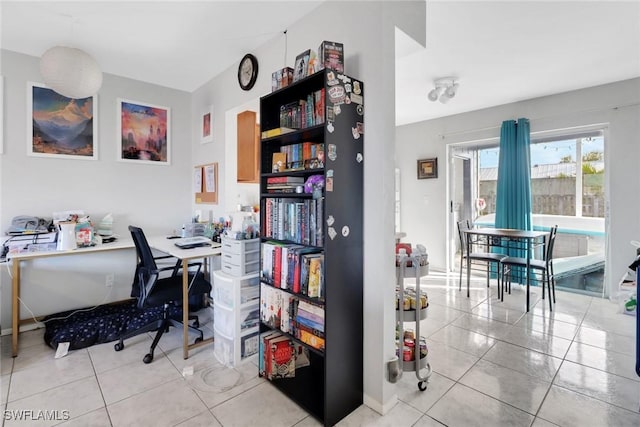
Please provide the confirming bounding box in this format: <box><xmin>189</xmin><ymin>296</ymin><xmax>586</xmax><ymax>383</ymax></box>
<box><xmin>396</xmin><ymin>253</ymin><xmax>431</xmax><ymax>391</ymax></box>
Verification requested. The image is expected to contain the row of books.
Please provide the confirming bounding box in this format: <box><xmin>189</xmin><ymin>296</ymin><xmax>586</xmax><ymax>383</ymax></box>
<box><xmin>260</xmin><ymin>283</ymin><xmax>326</xmax><ymax>351</ymax></box>
<box><xmin>277</xmin><ymin>142</ymin><xmax>325</xmax><ymax>171</ymax></box>
<box><xmin>258</xmin><ymin>331</ymin><xmax>310</xmax><ymax>380</ymax></box>
<box><xmin>279</xmin><ymin>88</ymin><xmax>325</xmax><ymax>130</ymax></box>
<box><xmin>263</xmin><ymin>197</ymin><xmax>324</xmax><ymax>246</ymax></box>
<box><xmin>261</xmin><ymin>241</ymin><xmax>324</xmax><ymax>298</ymax></box>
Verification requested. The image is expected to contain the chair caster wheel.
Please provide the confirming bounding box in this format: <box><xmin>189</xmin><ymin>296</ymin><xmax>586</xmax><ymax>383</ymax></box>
<box><xmin>143</xmin><ymin>353</ymin><xmax>154</xmax><ymax>364</ymax></box>
<box><xmin>194</xmin><ymin>337</ymin><xmax>203</xmax><ymax>344</ymax></box>
<box><xmin>418</xmin><ymin>381</ymin><xmax>427</xmax><ymax>391</ymax></box>
<box><xmin>114</xmin><ymin>342</ymin><xmax>124</xmax><ymax>351</ymax></box>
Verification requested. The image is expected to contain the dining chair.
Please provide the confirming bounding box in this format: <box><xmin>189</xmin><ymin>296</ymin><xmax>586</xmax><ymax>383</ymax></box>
<box><xmin>501</xmin><ymin>225</ymin><xmax>558</xmax><ymax>311</ymax></box>
<box><xmin>457</xmin><ymin>219</ymin><xmax>508</xmax><ymax>299</ymax></box>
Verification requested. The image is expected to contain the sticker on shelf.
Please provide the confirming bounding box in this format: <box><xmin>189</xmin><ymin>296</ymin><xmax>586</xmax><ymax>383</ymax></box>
<box><xmin>327</xmin><ymin>71</ymin><xmax>335</xmax><ymax>82</ymax></box>
<box><xmin>344</xmin><ymin>83</ymin><xmax>352</xmax><ymax>93</ymax></box>
<box><xmin>328</xmin><ymin>227</ymin><xmax>338</xmax><ymax>240</ymax></box>
<box><xmin>350</xmin><ymin>93</ymin><xmax>363</xmax><ymax>105</ymax></box>
<box><xmin>327</xmin><ymin>122</ymin><xmax>335</xmax><ymax>133</ymax></box>
<box><xmin>328</xmin><ymin>144</ymin><xmax>337</xmax><ymax>161</ymax></box>
<box><xmin>342</xmin><ymin>226</ymin><xmax>350</xmax><ymax>237</ymax></box>
<box><xmin>356</xmin><ymin>104</ymin><xmax>364</xmax><ymax>116</ymax></box>
<box><xmin>344</xmin><ymin>96</ymin><xmax>351</xmax><ymax>104</ymax></box>
<box><xmin>337</xmin><ymin>74</ymin><xmax>351</xmax><ymax>83</ymax></box>
<box><xmin>357</xmin><ymin>122</ymin><xmax>364</xmax><ymax>134</ymax></box>
<box><xmin>356</xmin><ymin>152</ymin><xmax>363</xmax><ymax>163</ymax></box>
<box><xmin>334</xmin><ymin>105</ymin><xmax>341</xmax><ymax>116</ymax></box>
<box><xmin>326</xmin><ymin>177</ymin><xmax>334</xmax><ymax>192</ymax></box>
<box><xmin>353</xmin><ymin>81</ymin><xmax>362</xmax><ymax>95</ymax></box>
<box><xmin>352</xmin><ymin>126</ymin><xmax>360</xmax><ymax>139</ymax></box>
<box><xmin>327</xmin><ymin>106</ymin><xmax>335</xmax><ymax>121</ymax></box>
<box><xmin>328</xmin><ymin>85</ymin><xmax>346</xmax><ymax>104</ymax></box>
<box><xmin>326</xmin><ymin>169</ymin><xmax>334</xmax><ymax>178</ymax></box>
<box><xmin>327</xmin><ymin>215</ymin><xmax>335</xmax><ymax>226</ymax></box>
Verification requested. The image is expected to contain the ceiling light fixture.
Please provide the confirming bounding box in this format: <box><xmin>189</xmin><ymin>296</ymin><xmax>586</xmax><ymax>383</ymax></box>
<box><xmin>427</xmin><ymin>77</ymin><xmax>459</xmax><ymax>104</ymax></box>
<box><xmin>40</xmin><ymin>46</ymin><xmax>103</xmax><ymax>99</ymax></box>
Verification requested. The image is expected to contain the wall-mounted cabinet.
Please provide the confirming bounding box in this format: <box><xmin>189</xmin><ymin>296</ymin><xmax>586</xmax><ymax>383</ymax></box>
<box><xmin>237</xmin><ymin>110</ymin><xmax>260</xmax><ymax>183</ymax></box>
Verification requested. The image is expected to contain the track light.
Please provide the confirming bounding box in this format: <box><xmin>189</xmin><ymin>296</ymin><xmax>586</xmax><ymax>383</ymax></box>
<box><xmin>428</xmin><ymin>77</ymin><xmax>458</xmax><ymax>104</ymax></box>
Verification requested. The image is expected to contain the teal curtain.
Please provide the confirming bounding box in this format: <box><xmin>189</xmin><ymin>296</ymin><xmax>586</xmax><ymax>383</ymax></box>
<box><xmin>495</xmin><ymin>118</ymin><xmax>532</xmax><ymax>282</ymax></box>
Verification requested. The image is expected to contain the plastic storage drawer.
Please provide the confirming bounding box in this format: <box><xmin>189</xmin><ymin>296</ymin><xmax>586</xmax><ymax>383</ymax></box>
<box><xmin>213</xmin><ymin>327</ymin><xmax>234</xmax><ymax>366</ymax></box>
<box><xmin>214</xmin><ymin>301</ymin><xmax>259</xmax><ymax>337</ymax></box>
<box><xmin>221</xmin><ymin>237</ymin><xmax>260</xmax><ymax>255</ymax></box>
<box><xmin>213</xmin><ymin>270</ymin><xmax>259</xmax><ymax>309</ymax></box>
<box><xmin>221</xmin><ymin>259</ymin><xmax>259</xmax><ymax>276</ymax></box>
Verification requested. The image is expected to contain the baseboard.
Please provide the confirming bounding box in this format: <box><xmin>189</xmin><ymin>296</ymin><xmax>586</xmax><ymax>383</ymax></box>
<box><xmin>363</xmin><ymin>393</ymin><xmax>398</xmax><ymax>415</ymax></box>
<box><xmin>1</xmin><ymin>322</ymin><xmax>44</xmax><ymax>336</ymax></box>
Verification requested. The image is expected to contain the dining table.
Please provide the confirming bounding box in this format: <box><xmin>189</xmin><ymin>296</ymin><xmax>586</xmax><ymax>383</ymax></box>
<box><xmin>462</xmin><ymin>227</ymin><xmax>549</xmax><ymax>312</ymax></box>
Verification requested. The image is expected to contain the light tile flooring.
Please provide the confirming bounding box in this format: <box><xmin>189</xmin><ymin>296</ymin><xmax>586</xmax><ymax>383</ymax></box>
<box><xmin>1</xmin><ymin>273</ymin><xmax>639</xmax><ymax>426</ymax></box>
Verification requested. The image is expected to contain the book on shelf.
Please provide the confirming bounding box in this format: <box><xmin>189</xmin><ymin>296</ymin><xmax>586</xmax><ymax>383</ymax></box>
<box><xmin>267</xmin><ymin>176</ymin><xmax>304</xmax><ymax>184</ymax></box>
<box><xmin>259</xmin><ymin>331</ymin><xmax>281</xmax><ymax>376</ymax></box>
<box><xmin>269</xmin><ymin>336</ymin><xmax>296</xmax><ymax>379</ymax></box>
<box><xmin>262</xmin><ymin>127</ymin><xmax>295</xmax><ymax>139</ymax></box>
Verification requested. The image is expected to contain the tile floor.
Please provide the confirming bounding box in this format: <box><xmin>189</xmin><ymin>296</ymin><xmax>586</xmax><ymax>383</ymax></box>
<box><xmin>1</xmin><ymin>272</ymin><xmax>639</xmax><ymax>426</ymax></box>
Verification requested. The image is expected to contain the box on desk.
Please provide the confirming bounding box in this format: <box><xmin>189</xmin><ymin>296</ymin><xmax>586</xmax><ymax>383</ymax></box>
<box><xmin>271</xmin><ymin>67</ymin><xmax>294</xmax><ymax>92</ymax></box>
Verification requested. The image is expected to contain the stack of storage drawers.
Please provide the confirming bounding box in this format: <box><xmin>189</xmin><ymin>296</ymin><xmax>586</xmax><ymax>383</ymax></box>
<box><xmin>212</xmin><ymin>238</ymin><xmax>261</xmax><ymax>366</ymax></box>
<box><xmin>220</xmin><ymin>237</ymin><xmax>260</xmax><ymax>276</ymax></box>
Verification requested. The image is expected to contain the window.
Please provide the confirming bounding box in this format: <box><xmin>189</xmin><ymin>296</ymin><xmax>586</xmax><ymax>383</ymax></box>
<box><xmin>478</xmin><ymin>131</ymin><xmax>605</xmax><ymax>219</ymax></box>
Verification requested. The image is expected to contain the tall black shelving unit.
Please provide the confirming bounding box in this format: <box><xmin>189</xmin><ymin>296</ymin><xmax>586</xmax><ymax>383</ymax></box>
<box><xmin>259</xmin><ymin>69</ymin><xmax>364</xmax><ymax>426</ymax></box>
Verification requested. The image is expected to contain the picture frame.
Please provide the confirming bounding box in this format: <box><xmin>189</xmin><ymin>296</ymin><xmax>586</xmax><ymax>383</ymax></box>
<box><xmin>117</xmin><ymin>98</ymin><xmax>170</xmax><ymax>165</ymax></box>
<box><xmin>200</xmin><ymin>105</ymin><xmax>213</xmax><ymax>144</ymax></box>
<box><xmin>27</xmin><ymin>82</ymin><xmax>98</xmax><ymax>160</ymax></box>
<box><xmin>417</xmin><ymin>158</ymin><xmax>438</xmax><ymax>179</ymax></box>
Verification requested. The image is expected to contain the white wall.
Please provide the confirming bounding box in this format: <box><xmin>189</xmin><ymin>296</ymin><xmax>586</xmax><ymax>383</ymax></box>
<box><xmin>396</xmin><ymin>78</ymin><xmax>640</xmax><ymax>296</ymax></box>
<box><xmin>190</xmin><ymin>0</ymin><xmax>426</xmax><ymax>413</ymax></box>
<box><xmin>0</xmin><ymin>49</ymin><xmax>193</xmax><ymax>330</ymax></box>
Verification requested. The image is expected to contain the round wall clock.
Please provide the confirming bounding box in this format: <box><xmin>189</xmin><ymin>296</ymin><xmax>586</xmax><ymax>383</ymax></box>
<box><xmin>238</xmin><ymin>54</ymin><xmax>258</xmax><ymax>91</ymax></box>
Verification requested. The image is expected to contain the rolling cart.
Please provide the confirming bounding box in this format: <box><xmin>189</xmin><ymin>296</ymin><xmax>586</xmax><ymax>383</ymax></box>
<box><xmin>396</xmin><ymin>253</ymin><xmax>431</xmax><ymax>391</ymax></box>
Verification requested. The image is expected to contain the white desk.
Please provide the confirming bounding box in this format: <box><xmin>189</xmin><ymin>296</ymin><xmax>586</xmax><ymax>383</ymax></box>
<box><xmin>8</xmin><ymin>237</ymin><xmax>221</xmax><ymax>359</ymax></box>
<box><xmin>146</xmin><ymin>237</ymin><xmax>221</xmax><ymax>359</ymax></box>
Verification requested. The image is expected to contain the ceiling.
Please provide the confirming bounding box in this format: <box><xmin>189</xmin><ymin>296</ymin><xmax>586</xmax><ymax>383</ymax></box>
<box><xmin>1</xmin><ymin>1</ymin><xmax>639</xmax><ymax>126</ymax></box>
<box><xmin>396</xmin><ymin>1</ymin><xmax>640</xmax><ymax>125</ymax></box>
<box><xmin>0</xmin><ymin>1</ymin><xmax>322</xmax><ymax>91</ymax></box>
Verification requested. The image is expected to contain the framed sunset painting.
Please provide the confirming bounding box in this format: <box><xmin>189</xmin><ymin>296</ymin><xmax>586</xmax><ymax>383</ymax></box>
<box><xmin>27</xmin><ymin>82</ymin><xmax>98</xmax><ymax>160</ymax></box>
<box><xmin>117</xmin><ymin>99</ymin><xmax>170</xmax><ymax>165</ymax></box>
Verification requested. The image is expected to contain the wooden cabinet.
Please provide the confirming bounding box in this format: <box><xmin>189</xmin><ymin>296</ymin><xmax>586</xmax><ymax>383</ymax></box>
<box><xmin>237</xmin><ymin>110</ymin><xmax>259</xmax><ymax>183</ymax></box>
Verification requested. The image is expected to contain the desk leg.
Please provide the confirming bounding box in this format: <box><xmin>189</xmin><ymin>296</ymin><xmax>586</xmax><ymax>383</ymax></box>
<box><xmin>182</xmin><ymin>259</ymin><xmax>189</xmax><ymax>360</ymax></box>
<box><xmin>12</xmin><ymin>260</ymin><xmax>20</xmax><ymax>357</ymax></box>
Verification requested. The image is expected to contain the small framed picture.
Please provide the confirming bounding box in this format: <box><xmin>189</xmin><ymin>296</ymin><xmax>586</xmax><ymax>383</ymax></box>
<box><xmin>417</xmin><ymin>158</ymin><xmax>438</xmax><ymax>179</ymax></box>
<box><xmin>200</xmin><ymin>106</ymin><xmax>213</xmax><ymax>144</ymax></box>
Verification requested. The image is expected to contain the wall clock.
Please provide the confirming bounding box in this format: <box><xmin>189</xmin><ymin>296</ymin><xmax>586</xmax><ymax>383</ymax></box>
<box><xmin>238</xmin><ymin>54</ymin><xmax>258</xmax><ymax>91</ymax></box>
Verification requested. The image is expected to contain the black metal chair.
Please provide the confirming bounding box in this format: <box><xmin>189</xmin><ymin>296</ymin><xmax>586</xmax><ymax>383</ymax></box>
<box><xmin>114</xmin><ymin>225</ymin><xmax>212</xmax><ymax>363</ymax></box>
<box><xmin>501</xmin><ymin>225</ymin><xmax>558</xmax><ymax>310</ymax></box>
<box><xmin>457</xmin><ymin>219</ymin><xmax>508</xmax><ymax>299</ymax></box>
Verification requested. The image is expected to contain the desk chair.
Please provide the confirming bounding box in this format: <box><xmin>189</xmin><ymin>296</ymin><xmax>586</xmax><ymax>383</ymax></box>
<box><xmin>115</xmin><ymin>226</ymin><xmax>212</xmax><ymax>363</ymax></box>
<box><xmin>457</xmin><ymin>220</ymin><xmax>508</xmax><ymax>299</ymax></box>
<box><xmin>501</xmin><ymin>225</ymin><xmax>558</xmax><ymax>311</ymax></box>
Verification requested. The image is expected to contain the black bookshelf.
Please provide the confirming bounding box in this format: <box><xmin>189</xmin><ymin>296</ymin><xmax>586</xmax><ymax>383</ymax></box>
<box><xmin>259</xmin><ymin>69</ymin><xmax>364</xmax><ymax>426</ymax></box>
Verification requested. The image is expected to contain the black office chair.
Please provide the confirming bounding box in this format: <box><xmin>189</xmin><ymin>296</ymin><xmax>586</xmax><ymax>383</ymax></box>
<box><xmin>114</xmin><ymin>225</ymin><xmax>212</xmax><ymax>363</ymax></box>
<box><xmin>501</xmin><ymin>225</ymin><xmax>558</xmax><ymax>311</ymax></box>
<box><xmin>457</xmin><ymin>219</ymin><xmax>507</xmax><ymax>299</ymax></box>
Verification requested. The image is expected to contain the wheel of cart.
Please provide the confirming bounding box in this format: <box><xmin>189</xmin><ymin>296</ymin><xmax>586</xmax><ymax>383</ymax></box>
<box><xmin>396</xmin><ymin>253</ymin><xmax>431</xmax><ymax>391</ymax></box>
